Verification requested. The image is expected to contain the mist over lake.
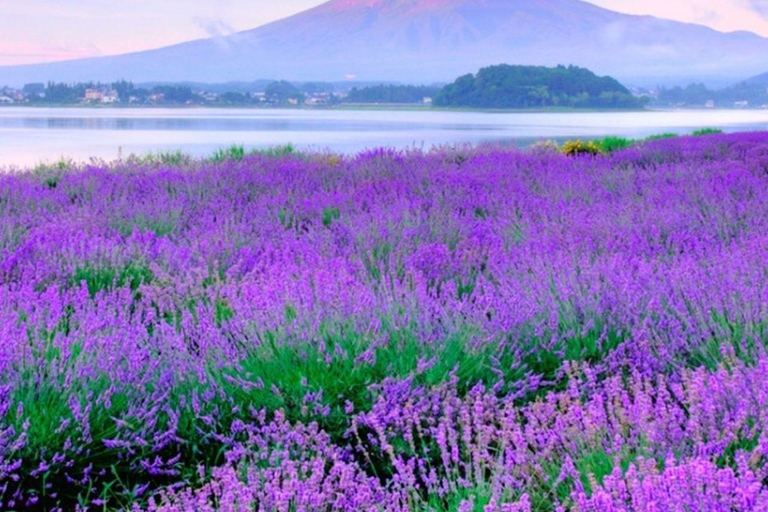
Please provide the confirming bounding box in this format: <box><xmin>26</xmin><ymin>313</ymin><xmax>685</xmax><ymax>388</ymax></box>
<box><xmin>2</xmin><ymin>107</ymin><xmax>768</xmax><ymax>167</ymax></box>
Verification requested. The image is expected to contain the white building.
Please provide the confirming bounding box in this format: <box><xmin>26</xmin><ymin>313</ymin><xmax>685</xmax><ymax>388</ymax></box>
<box><xmin>101</xmin><ymin>90</ymin><xmax>119</xmax><ymax>104</ymax></box>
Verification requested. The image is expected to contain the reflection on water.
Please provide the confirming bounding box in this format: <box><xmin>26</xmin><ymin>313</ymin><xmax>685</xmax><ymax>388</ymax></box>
<box><xmin>1</xmin><ymin>107</ymin><xmax>768</xmax><ymax>168</ymax></box>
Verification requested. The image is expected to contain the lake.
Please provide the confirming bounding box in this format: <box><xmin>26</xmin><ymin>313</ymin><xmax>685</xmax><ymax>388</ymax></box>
<box><xmin>2</xmin><ymin>107</ymin><xmax>768</xmax><ymax>168</ymax></box>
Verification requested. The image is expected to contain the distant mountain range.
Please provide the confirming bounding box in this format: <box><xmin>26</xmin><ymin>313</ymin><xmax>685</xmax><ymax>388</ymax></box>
<box><xmin>2</xmin><ymin>0</ymin><xmax>768</xmax><ymax>87</ymax></box>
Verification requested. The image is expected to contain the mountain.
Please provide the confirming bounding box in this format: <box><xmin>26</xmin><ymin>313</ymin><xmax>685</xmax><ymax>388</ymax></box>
<box><xmin>2</xmin><ymin>0</ymin><xmax>768</xmax><ymax>87</ymax></box>
<box><xmin>746</xmin><ymin>71</ymin><xmax>768</xmax><ymax>86</ymax></box>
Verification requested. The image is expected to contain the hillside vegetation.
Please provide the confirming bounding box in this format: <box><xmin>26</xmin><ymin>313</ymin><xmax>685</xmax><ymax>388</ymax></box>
<box><xmin>434</xmin><ymin>64</ymin><xmax>646</xmax><ymax>109</ymax></box>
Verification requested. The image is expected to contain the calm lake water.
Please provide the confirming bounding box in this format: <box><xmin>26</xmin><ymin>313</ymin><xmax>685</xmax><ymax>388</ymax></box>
<box><xmin>2</xmin><ymin>107</ymin><xmax>768</xmax><ymax>168</ymax></box>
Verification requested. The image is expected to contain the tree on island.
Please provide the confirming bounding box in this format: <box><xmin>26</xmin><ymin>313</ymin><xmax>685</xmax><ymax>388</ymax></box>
<box><xmin>265</xmin><ymin>81</ymin><xmax>305</xmax><ymax>105</ymax></box>
<box><xmin>434</xmin><ymin>64</ymin><xmax>646</xmax><ymax>109</ymax></box>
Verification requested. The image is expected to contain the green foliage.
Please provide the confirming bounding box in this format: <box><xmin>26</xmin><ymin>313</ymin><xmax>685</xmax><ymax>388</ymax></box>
<box><xmin>435</xmin><ymin>64</ymin><xmax>645</xmax><ymax>109</ymax></box>
<box><xmin>69</xmin><ymin>262</ymin><xmax>154</xmax><ymax>298</ymax></box>
<box><xmin>6</xmin><ymin>300</ymin><xmax>628</xmax><ymax>508</ymax></box>
<box><xmin>32</xmin><ymin>158</ymin><xmax>74</xmax><ymax>189</ymax></box>
<box><xmin>213</xmin><ymin>144</ymin><xmax>299</xmax><ymax>162</ymax></box>
<box><xmin>151</xmin><ymin>85</ymin><xmax>195</xmax><ymax>104</ymax></box>
<box><xmin>519</xmin><ymin>314</ymin><xmax>627</xmax><ymax>387</ymax></box>
<box><xmin>561</xmin><ymin>140</ymin><xmax>603</xmax><ymax>156</ymax></box>
<box><xmin>691</xmin><ymin>312</ymin><xmax>768</xmax><ymax>371</ymax></box>
<box><xmin>113</xmin><ymin>212</ymin><xmax>179</xmax><ymax>237</ymax></box>
<box><xmin>213</xmin><ymin>324</ymin><xmax>525</xmax><ymax>437</ymax></box>
<box><xmin>654</xmin><ymin>81</ymin><xmax>768</xmax><ymax>108</ymax></box>
<box><xmin>251</xmin><ymin>143</ymin><xmax>297</xmax><ymax>158</ymax></box>
<box><xmin>345</xmin><ymin>84</ymin><xmax>440</xmax><ymax>104</ymax></box>
<box><xmin>692</xmin><ymin>127</ymin><xmax>724</xmax><ymax>136</ymax></box>
<box><xmin>265</xmin><ymin>80</ymin><xmax>305</xmax><ymax>105</ymax></box>
<box><xmin>594</xmin><ymin>136</ymin><xmax>633</xmax><ymax>153</ymax></box>
<box><xmin>127</xmin><ymin>150</ymin><xmax>191</xmax><ymax>166</ymax></box>
<box><xmin>211</xmin><ymin>145</ymin><xmax>246</xmax><ymax>163</ymax></box>
<box><xmin>322</xmin><ymin>207</ymin><xmax>341</xmax><ymax>227</ymax></box>
<box><xmin>214</xmin><ymin>298</ymin><xmax>235</xmax><ymax>327</ymax></box>
<box><xmin>644</xmin><ymin>132</ymin><xmax>679</xmax><ymax>141</ymax></box>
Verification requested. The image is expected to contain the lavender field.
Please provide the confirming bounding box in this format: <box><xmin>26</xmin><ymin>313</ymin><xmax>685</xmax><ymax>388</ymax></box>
<box><xmin>3</xmin><ymin>133</ymin><xmax>768</xmax><ymax>511</ymax></box>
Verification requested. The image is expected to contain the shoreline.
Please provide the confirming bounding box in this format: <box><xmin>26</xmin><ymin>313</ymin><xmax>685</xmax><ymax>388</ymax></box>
<box><xmin>2</xmin><ymin>104</ymin><xmax>766</xmax><ymax>114</ymax></box>
<box><xmin>0</xmin><ymin>103</ymin><xmax>652</xmax><ymax>114</ymax></box>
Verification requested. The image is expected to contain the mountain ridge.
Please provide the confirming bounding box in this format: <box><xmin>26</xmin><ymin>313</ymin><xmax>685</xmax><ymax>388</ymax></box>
<box><xmin>747</xmin><ymin>71</ymin><xmax>768</xmax><ymax>86</ymax></box>
<box><xmin>1</xmin><ymin>0</ymin><xmax>768</xmax><ymax>87</ymax></box>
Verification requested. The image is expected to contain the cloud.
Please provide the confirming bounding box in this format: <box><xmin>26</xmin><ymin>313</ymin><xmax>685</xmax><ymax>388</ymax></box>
<box><xmin>746</xmin><ymin>0</ymin><xmax>768</xmax><ymax>16</ymax></box>
<box><xmin>193</xmin><ymin>18</ymin><xmax>237</xmax><ymax>39</ymax></box>
<box><xmin>585</xmin><ymin>0</ymin><xmax>768</xmax><ymax>37</ymax></box>
<box><xmin>0</xmin><ymin>41</ymin><xmax>102</xmax><ymax>66</ymax></box>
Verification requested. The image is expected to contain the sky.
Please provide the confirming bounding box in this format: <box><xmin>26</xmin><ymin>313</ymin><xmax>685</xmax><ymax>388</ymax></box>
<box><xmin>1</xmin><ymin>0</ymin><xmax>767</xmax><ymax>66</ymax></box>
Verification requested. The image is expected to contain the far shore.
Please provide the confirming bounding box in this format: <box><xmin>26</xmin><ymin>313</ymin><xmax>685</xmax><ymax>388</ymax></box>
<box><xmin>2</xmin><ymin>103</ymin><xmax>767</xmax><ymax>114</ymax></box>
<box><xmin>0</xmin><ymin>103</ymin><xmax>667</xmax><ymax>114</ymax></box>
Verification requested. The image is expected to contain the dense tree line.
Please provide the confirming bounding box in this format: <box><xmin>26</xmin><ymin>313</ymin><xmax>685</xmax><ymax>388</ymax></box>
<box><xmin>654</xmin><ymin>81</ymin><xmax>768</xmax><ymax>107</ymax></box>
<box><xmin>434</xmin><ymin>64</ymin><xmax>645</xmax><ymax>109</ymax></box>
<box><xmin>23</xmin><ymin>81</ymin><xmax>202</xmax><ymax>105</ymax></box>
<box><xmin>265</xmin><ymin>81</ymin><xmax>305</xmax><ymax>104</ymax></box>
<box><xmin>14</xmin><ymin>65</ymin><xmax>651</xmax><ymax>110</ymax></box>
<box><xmin>345</xmin><ymin>84</ymin><xmax>440</xmax><ymax>104</ymax></box>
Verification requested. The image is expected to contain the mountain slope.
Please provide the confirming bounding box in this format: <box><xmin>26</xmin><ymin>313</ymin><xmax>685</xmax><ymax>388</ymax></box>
<box><xmin>2</xmin><ymin>0</ymin><xmax>768</xmax><ymax>86</ymax></box>
<box><xmin>747</xmin><ymin>71</ymin><xmax>768</xmax><ymax>86</ymax></box>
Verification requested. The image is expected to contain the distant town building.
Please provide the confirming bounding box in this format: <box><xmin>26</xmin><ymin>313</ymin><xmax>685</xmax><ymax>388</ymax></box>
<box><xmin>199</xmin><ymin>92</ymin><xmax>219</xmax><ymax>102</ymax></box>
<box><xmin>0</xmin><ymin>96</ymin><xmax>14</xmax><ymax>104</ymax></box>
<box><xmin>734</xmin><ymin>100</ymin><xmax>749</xmax><ymax>108</ymax></box>
<box><xmin>705</xmin><ymin>100</ymin><xmax>715</xmax><ymax>108</ymax></box>
<box><xmin>101</xmin><ymin>90</ymin><xmax>119</xmax><ymax>104</ymax></box>
<box><xmin>84</xmin><ymin>89</ymin><xmax>104</xmax><ymax>102</ymax></box>
<box><xmin>83</xmin><ymin>88</ymin><xmax>119</xmax><ymax>104</ymax></box>
<box><xmin>423</xmin><ymin>97</ymin><xmax>433</xmax><ymax>105</ymax></box>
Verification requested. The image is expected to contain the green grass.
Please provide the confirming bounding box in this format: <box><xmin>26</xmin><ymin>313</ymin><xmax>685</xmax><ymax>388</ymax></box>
<box><xmin>211</xmin><ymin>144</ymin><xmax>246</xmax><ymax>163</ymax></box>
<box><xmin>644</xmin><ymin>132</ymin><xmax>679</xmax><ymax>142</ymax></box>
<box><xmin>112</xmin><ymin>213</ymin><xmax>179</xmax><ymax>237</ymax></box>
<box><xmin>211</xmin><ymin>143</ymin><xmax>298</xmax><ymax>162</ymax></box>
<box><xmin>594</xmin><ymin>136</ymin><xmax>633</xmax><ymax>153</ymax></box>
<box><xmin>691</xmin><ymin>312</ymin><xmax>768</xmax><ymax>371</ymax></box>
<box><xmin>5</xmin><ymin>301</ymin><xmax>631</xmax><ymax>510</ymax></box>
<box><xmin>252</xmin><ymin>143</ymin><xmax>297</xmax><ymax>158</ymax></box>
<box><xmin>554</xmin><ymin>130</ymin><xmax>724</xmax><ymax>157</ymax></box>
<box><xmin>32</xmin><ymin>157</ymin><xmax>75</xmax><ymax>189</ymax></box>
<box><xmin>127</xmin><ymin>150</ymin><xmax>192</xmax><ymax>166</ymax></box>
<box><xmin>69</xmin><ymin>262</ymin><xmax>154</xmax><ymax>298</ymax></box>
<box><xmin>692</xmin><ymin>128</ymin><xmax>724</xmax><ymax>136</ymax></box>
<box><xmin>558</xmin><ymin>133</ymin><xmax>686</xmax><ymax>156</ymax></box>
<box><xmin>322</xmin><ymin>207</ymin><xmax>341</xmax><ymax>227</ymax></box>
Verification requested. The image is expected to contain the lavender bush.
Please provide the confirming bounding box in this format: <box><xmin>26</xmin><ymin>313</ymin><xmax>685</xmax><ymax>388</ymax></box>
<box><xmin>2</xmin><ymin>133</ymin><xmax>768</xmax><ymax>510</ymax></box>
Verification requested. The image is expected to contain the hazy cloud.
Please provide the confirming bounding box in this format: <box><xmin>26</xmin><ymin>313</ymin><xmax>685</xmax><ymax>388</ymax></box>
<box><xmin>585</xmin><ymin>0</ymin><xmax>768</xmax><ymax>36</ymax></box>
<box><xmin>193</xmin><ymin>18</ymin><xmax>237</xmax><ymax>39</ymax></box>
<box><xmin>746</xmin><ymin>0</ymin><xmax>768</xmax><ymax>16</ymax></box>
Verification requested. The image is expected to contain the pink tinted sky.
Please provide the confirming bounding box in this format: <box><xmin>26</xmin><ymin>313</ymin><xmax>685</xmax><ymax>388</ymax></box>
<box><xmin>1</xmin><ymin>0</ymin><xmax>767</xmax><ymax>66</ymax></box>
